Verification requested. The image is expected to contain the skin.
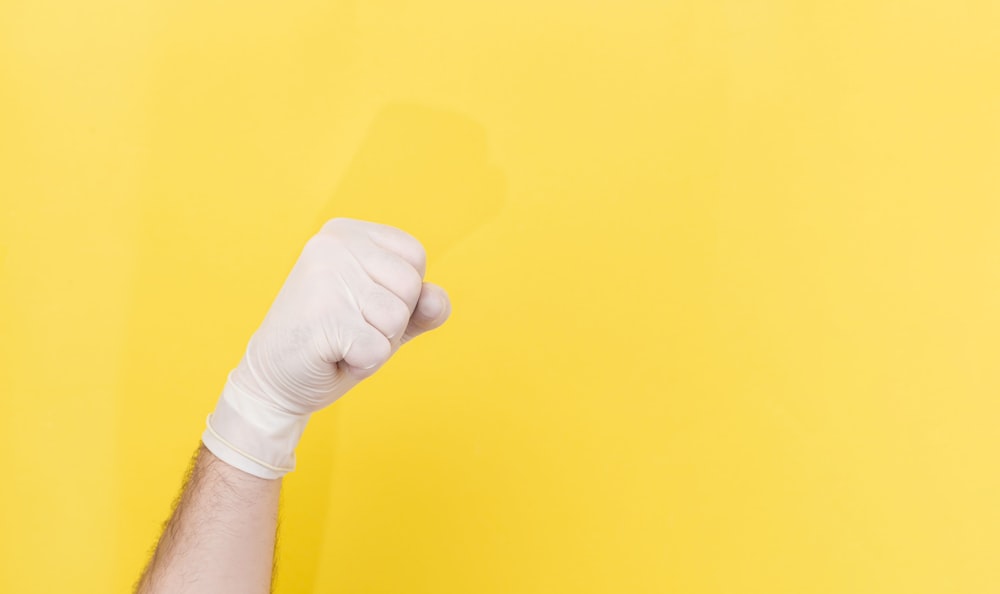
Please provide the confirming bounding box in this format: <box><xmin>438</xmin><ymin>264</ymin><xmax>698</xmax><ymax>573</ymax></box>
<box><xmin>135</xmin><ymin>220</ymin><xmax>451</xmax><ymax>593</ymax></box>
<box><xmin>134</xmin><ymin>445</ymin><xmax>281</xmax><ymax>593</ymax></box>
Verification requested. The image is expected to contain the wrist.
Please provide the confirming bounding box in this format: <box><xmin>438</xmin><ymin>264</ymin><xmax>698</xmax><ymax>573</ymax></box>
<box><xmin>201</xmin><ymin>371</ymin><xmax>311</xmax><ymax>479</ymax></box>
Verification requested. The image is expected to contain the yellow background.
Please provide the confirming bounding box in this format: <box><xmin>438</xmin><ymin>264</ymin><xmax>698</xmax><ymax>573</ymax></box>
<box><xmin>1</xmin><ymin>1</ymin><xmax>999</xmax><ymax>592</ymax></box>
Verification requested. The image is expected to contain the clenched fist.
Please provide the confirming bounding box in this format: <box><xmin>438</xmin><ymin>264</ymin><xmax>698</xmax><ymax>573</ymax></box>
<box><xmin>202</xmin><ymin>218</ymin><xmax>451</xmax><ymax>478</ymax></box>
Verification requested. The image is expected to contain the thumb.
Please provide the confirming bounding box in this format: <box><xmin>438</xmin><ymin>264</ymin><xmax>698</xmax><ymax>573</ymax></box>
<box><xmin>400</xmin><ymin>282</ymin><xmax>451</xmax><ymax>346</ymax></box>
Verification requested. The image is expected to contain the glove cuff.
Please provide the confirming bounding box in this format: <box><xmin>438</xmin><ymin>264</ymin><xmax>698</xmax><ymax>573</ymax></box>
<box><xmin>201</xmin><ymin>374</ymin><xmax>310</xmax><ymax>479</ymax></box>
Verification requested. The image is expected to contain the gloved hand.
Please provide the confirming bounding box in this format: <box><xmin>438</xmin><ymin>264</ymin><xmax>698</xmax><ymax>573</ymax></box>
<box><xmin>202</xmin><ymin>218</ymin><xmax>451</xmax><ymax>479</ymax></box>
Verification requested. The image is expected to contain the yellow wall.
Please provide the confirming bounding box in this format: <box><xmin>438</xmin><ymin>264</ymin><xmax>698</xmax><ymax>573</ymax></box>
<box><xmin>2</xmin><ymin>1</ymin><xmax>999</xmax><ymax>592</ymax></box>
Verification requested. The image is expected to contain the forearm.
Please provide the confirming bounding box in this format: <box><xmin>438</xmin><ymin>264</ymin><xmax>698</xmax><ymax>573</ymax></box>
<box><xmin>135</xmin><ymin>219</ymin><xmax>450</xmax><ymax>590</ymax></box>
<box><xmin>135</xmin><ymin>443</ymin><xmax>281</xmax><ymax>594</ymax></box>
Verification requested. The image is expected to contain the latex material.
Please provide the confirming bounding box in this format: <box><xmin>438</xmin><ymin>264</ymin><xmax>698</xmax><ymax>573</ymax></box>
<box><xmin>202</xmin><ymin>218</ymin><xmax>434</xmax><ymax>478</ymax></box>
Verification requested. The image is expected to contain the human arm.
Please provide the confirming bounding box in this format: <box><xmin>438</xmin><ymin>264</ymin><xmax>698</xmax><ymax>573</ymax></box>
<box><xmin>135</xmin><ymin>218</ymin><xmax>451</xmax><ymax>593</ymax></box>
<box><xmin>134</xmin><ymin>444</ymin><xmax>281</xmax><ymax>593</ymax></box>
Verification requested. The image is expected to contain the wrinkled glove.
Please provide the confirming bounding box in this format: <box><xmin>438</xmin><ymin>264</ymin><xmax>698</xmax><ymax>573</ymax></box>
<box><xmin>202</xmin><ymin>218</ymin><xmax>451</xmax><ymax>478</ymax></box>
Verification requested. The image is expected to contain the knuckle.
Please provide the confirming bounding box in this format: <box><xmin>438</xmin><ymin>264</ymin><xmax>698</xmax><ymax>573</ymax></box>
<box><xmin>304</xmin><ymin>229</ymin><xmax>341</xmax><ymax>255</ymax></box>
<box><xmin>391</xmin><ymin>230</ymin><xmax>426</xmax><ymax>270</ymax></box>
<box><xmin>409</xmin><ymin>242</ymin><xmax>427</xmax><ymax>273</ymax></box>
<box><xmin>360</xmin><ymin>289</ymin><xmax>411</xmax><ymax>340</ymax></box>
<box><xmin>388</xmin><ymin>299</ymin><xmax>412</xmax><ymax>330</ymax></box>
<box><xmin>398</xmin><ymin>273</ymin><xmax>423</xmax><ymax>306</ymax></box>
<box><xmin>368</xmin><ymin>290</ymin><xmax>410</xmax><ymax>325</ymax></box>
<box><xmin>367</xmin><ymin>251</ymin><xmax>422</xmax><ymax>300</ymax></box>
<box><xmin>320</xmin><ymin>217</ymin><xmax>364</xmax><ymax>239</ymax></box>
<box><xmin>349</xmin><ymin>327</ymin><xmax>391</xmax><ymax>369</ymax></box>
<box><xmin>378</xmin><ymin>225</ymin><xmax>427</xmax><ymax>273</ymax></box>
<box><xmin>368</xmin><ymin>331</ymin><xmax>392</xmax><ymax>362</ymax></box>
<box><xmin>321</xmin><ymin>217</ymin><xmax>349</xmax><ymax>232</ymax></box>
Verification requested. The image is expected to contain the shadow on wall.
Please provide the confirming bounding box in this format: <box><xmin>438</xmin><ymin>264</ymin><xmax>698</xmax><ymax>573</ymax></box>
<box><xmin>314</xmin><ymin>102</ymin><xmax>507</xmax><ymax>255</ymax></box>
<box><xmin>281</xmin><ymin>102</ymin><xmax>506</xmax><ymax>593</ymax></box>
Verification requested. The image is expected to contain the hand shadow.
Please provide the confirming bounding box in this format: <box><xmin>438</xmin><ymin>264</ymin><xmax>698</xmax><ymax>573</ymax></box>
<box><xmin>278</xmin><ymin>102</ymin><xmax>505</xmax><ymax>593</ymax></box>
<box><xmin>314</xmin><ymin>102</ymin><xmax>507</xmax><ymax>257</ymax></box>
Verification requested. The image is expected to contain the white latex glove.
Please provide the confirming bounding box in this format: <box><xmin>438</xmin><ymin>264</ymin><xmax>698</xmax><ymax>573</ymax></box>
<box><xmin>202</xmin><ymin>218</ymin><xmax>451</xmax><ymax>479</ymax></box>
